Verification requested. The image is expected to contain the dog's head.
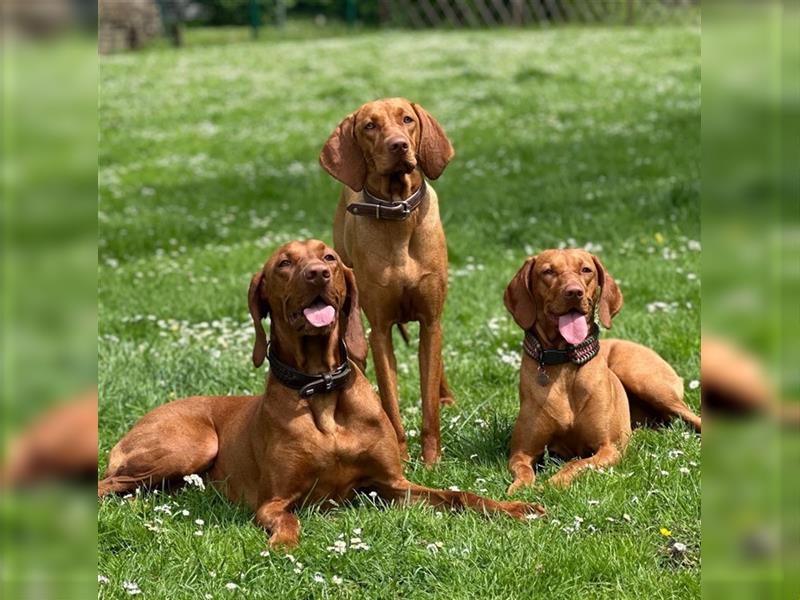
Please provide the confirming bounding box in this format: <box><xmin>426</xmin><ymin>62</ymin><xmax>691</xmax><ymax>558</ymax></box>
<box><xmin>247</xmin><ymin>240</ymin><xmax>367</xmax><ymax>368</ymax></box>
<box><xmin>319</xmin><ymin>97</ymin><xmax>454</xmax><ymax>192</ymax></box>
<box><xmin>504</xmin><ymin>249</ymin><xmax>623</xmax><ymax>345</ymax></box>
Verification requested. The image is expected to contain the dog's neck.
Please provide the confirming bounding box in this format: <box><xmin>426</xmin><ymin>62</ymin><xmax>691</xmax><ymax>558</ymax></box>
<box><xmin>268</xmin><ymin>323</ymin><xmax>343</xmax><ymax>434</ymax></box>
<box><xmin>364</xmin><ymin>168</ymin><xmax>423</xmax><ymax>202</ymax></box>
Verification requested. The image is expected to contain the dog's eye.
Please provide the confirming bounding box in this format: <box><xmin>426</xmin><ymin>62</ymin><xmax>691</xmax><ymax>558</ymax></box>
<box><xmin>365</xmin><ymin>122</ymin><xmax>376</xmax><ymax>130</ymax></box>
<box><xmin>543</xmin><ymin>268</ymin><xmax>555</xmax><ymax>276</ymax></box>
<box><xmin>581</xmin><ymin>267</ymin><xmax>593</xmax><ymax>274</ymax></box>
<box><xmin>323</xmin><ymin>254</ymin><xmax>336</xmax><ymax>262</ymax></box>
<box><xmin>403</xmin><ymin>116</ymin><xmax>414</xmax><ymax>124</ymax></box>
<box><xmin>278</xmin><ymin>259</ymin><xmax>291</xmax><ymax>268</ymax></box>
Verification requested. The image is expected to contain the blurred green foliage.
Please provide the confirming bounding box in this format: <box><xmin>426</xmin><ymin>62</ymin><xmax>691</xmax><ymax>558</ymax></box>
<box><xmin>190</xmin><ymin>0</ymin><xmax>381</xmax><ymax>26</ymax></box>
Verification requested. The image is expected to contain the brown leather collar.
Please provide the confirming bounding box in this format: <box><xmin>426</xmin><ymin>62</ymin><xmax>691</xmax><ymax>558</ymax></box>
<box><xmin>267</xmin><ymin>339</ymin><xmax>351</xmax><ymax>398</ymax></box>
<box><xmin>346</xmin><ymin>179</ymin><xmax>427</xmax><ymax>221</ymax></box>
<box><xmin>523</xmin><ymin>323</ymin><xmax>600</xmax><ymax>367</ymax></box>
<box><xmin>523</xmin><ymin>323</ymin><xmax>600</xmax><ymax>386</ymax></box>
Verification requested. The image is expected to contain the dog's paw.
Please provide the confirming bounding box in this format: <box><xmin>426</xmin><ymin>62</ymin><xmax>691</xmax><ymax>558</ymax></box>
<box><xmin>269</xmin><ymin>532</ymin><xmax>300</xmax><ymax>550</ymax></box>
<box><xmin>547</xmin><ymin>472</ymin><xmax>573</xmax><ymax>489</ymax></box>
<box><xmin>439</xmin><ymin>395</ymin><xmax>456</xmax><ymax>407</ymax></box>
<box><xmin>421</xmin><ymin>439</ymin><xmax>441</xmax><ymax>467</ymax></box>
<box><xmin>502</xmin><ymin>500</ymin><xmax>546</xmax><ymax>521</ymax></box>
<box><xmin>506</xmin><ymin>478</ymin><xmax>535</xmax><ymax>496</ymax></box>
<box><xmin>420</xmin><ymin>450</ymin><xmax>441</xmax><ymax>468</ymax></box>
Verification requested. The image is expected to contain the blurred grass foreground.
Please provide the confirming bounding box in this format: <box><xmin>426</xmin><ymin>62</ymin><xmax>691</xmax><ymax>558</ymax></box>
<box><xmin>1</xmin><ymin>22</ymin><xmax>98</xmax><ymax>600</ymax></box>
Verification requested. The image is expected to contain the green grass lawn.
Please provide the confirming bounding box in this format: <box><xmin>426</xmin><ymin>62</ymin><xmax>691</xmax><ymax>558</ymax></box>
<box><xmin>98</xmin><ymin>25</ymin><xmax>700</xmax><ymax>599</ymax></box>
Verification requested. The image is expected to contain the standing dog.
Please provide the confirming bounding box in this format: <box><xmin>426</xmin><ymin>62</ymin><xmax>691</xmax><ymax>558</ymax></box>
<box><xmin>320</xmin><ymin>98</ymin><xmax>456</xmax><ymax>465</ymax></box>
<box><xmin>99</xmin><ymin>241</ymin><xmax>543</xmax><ymax>548</ymax></box>
<box><xmin>503</xmin><ymin>249</ymin><xmax>701</xmax><ymax>491</ymax></box>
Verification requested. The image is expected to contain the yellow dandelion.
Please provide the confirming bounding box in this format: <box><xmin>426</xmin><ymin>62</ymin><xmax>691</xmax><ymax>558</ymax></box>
<box><xmin>660</xmin><ymin>527</ymin><xmax>672</xmax><ymax>537</ymax></box>
<box><xmin>654</xmin><ymin>232</ymin><xmax>665</xmax><ymax>245</ymax></box>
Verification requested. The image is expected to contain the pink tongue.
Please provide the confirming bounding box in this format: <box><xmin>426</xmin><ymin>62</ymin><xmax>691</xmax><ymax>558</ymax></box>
<box><xmin>558</xmin><ymin>311</ymin><xmax>589</xmax><ymax>345</ymax></box>
<box><xmin>303</xmin><ymin>303</ymin><xmax>336</xmax><ymax>327</ymax></box>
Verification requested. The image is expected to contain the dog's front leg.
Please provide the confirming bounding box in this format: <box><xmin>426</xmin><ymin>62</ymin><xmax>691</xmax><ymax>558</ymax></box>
<box><xmin>419</xmin><ymin>320</ymin><xmax>443</xmax><ymax>465</ymax></box>
<box><xmin>255</xmin><ymin>499</ymin><xmax>301</xmax><ymax>549</ymax></box>
<box><xmin>369</xmin><ymin>322</ymin><xmax>407</xmax><ymax>459</ymax></box>
<box><xmin>507</xmin><ymin>400</ymin><xmax>550</xmax><ymax>495</ymax></box>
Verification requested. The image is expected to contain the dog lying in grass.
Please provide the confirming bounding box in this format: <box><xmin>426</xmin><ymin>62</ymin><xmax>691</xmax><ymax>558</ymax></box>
<box><xmin>98</xmin><ymin>240</ymin><xmax>544</xmax><ymax>548</ymax></box>
<box><xmin>503</xmin><ymin>249</ymin><xmax>701</xmax><ymax>491</ymax></box>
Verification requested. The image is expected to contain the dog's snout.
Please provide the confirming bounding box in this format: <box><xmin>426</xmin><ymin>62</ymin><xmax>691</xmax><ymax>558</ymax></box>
<box><xmin>303</xmin><ymin>262</ymin><xmax>331</xmax><ymax>284</ymax></box>
<box><xmin>563</xmin><ymin>284</ymin><xmax>584</xmax><ymax>299</ymax></box>
<box><xmin>387</xmin><ymin>136</ymin><xmax>410</xmax><ymax>154</ymax></box>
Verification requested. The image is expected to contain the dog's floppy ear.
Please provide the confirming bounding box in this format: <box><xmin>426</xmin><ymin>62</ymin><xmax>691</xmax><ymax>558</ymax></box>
<box><xmin>412</xmin><ymin>102</ymin><xmax>454</xmax><ymax>180</ymax></box>
<box><xmin>248</xmin><ymin>270</ymin><xmax>270</xmax><ymax>368</ymax></box>
<box><xmin>341</xmin><ymin>265</ymin><xmax>368</xmax><ymax>372</ymax></box>
<box><xmin>319</xmin><ymin>112</ymin><xmax>367</xmax><ymax>192</ymax></box>
<box><xmin>591</xmin><ymin>255</ymin><xmax>623</xmax><ymax>329</ymax></box>
<box><xmin>504</xmin><ymin>256</ymin><xmax>537</xmax><ymax>330</ymax></box>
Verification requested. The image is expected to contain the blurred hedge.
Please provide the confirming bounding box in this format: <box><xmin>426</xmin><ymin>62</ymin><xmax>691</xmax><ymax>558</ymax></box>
<box><xmin>189</xmin><ymin>0</ymin><xmax>380</xmax><ymax>25</ymax></box>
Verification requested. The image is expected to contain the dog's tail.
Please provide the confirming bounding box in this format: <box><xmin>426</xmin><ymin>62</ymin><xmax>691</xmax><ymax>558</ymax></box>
<box><xmin>396</xmin><ymin>323</ymin><xmax>410</xmax><ymax>346</ymax></box>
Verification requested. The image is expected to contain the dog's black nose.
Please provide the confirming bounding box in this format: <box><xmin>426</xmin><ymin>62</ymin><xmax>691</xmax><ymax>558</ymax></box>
<box><xmin>304</xmin><ymin>262</ymin><xmax>331</xmax><ymax>284</ymax></box>
<box><xmin>387</xmin><ymin>137</ymin><xmax>409</xmax><ymax>153</ymax></box>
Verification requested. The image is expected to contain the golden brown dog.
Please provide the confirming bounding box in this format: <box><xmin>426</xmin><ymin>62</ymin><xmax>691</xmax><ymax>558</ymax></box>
<box><xmin>503</xmin><ymin>249</ymin><xmax>701</xmax><ymax>491</ymax></box>
<box><xmin>320</xmin><ymin>98</ymin><xmax>455</xmax><ymax>465</ymax></box>
<box><xmin>99</xmin><ymin>241</ymin><xmax>543</xmax><ymax>548</ymax></box>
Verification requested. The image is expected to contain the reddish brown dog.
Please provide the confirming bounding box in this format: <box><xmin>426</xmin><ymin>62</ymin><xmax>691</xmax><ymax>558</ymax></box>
<box><xmin>320</xmin><ymin>97</ymin><xmax>455</xmax><ymax>465</ymax></box>
<box><xmin>99</xmin><ymin>241</ymin><xmax>543</xmax><ymax>548</ymax></box>
<box><xmin>504</xmin><ymin>249</ymin><xmax>701</xmax><ymax>491</ymax></box>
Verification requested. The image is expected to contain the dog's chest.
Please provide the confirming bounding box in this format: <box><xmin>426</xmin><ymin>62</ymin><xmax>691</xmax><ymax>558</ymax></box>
<box><xmin>293</xmin><ymin>422</ymin><xmax>386</xmax><ymax>503</ymax></box>
<box><xmin>524</xmin><ymin>360</ymin><xmax>606</xmax><ymax>455</ymax></box>
<box><xmin>278</xmin><ymin>391</ymin><xmax>392</xmax><ymax>496</ymax></box>
<box><xmin>533</xmin><ymin>374</ymin><xmax>581</xmax><ymax>430</ymax></box>
<box><xmin>309</xmin><ymin>417</ymin><xmax>383</xmax><ymax>462</ymax></box>
<box><xmin>355</xmin><ymin>245</ymin><xmax>443</xmax><ymax>286</ymax></box>
<box><xmin>346</xmin><ymin>197</ymin><xmax>447</xmax><ymax>290</ymax></box>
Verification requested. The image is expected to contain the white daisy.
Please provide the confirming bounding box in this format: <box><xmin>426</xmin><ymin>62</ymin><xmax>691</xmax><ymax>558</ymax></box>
<box><xmin>122</xmin><ymin>581</ymin><xmax>141</xmax><ymax>595</ymax></box>
<box><xmin>183</xmin><ymin>474</ymin><xmax>205</xmax><ymax>490</ymax></box>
